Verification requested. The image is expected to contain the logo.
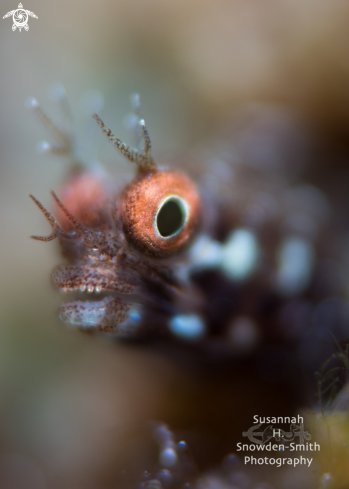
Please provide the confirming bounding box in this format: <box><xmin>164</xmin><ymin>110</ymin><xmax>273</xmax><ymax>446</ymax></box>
<box><xmin>3</xmin><ymin>3</ymin><xmax>38</xmax><ymax>32</ymax></box>
<box><xmin>237</xmin><ymin>415</ymin><xmax>320</xmax><ymax>468</ymax></box>
<box><xmin>243</xmin><ymin>421</ymin><xmax>311</xmax><ymax>445</ymax></box>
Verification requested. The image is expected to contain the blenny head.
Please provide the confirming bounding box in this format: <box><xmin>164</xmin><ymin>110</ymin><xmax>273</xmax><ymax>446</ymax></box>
<box><xmin>30</xmin><ymin>93</ymin><xmax>204</xmax><ymax>339</ymax></box>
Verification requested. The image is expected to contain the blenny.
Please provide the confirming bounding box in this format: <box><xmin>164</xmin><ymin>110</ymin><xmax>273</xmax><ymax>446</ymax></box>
<box><xmin>29</xmin><ymin>90</ymin><xmax>347</xmax><ymax>367</ymax></box>
<box><xmin>28</xmin><ymin>89</ymin><xmax>349</xmax><ymax>488</ymax></box>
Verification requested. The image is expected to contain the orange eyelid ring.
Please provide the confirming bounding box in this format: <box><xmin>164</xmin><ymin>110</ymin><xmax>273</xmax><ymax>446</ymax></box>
<box><xmin>122</xmin><ymin>171</ymin><xmax>201</xmax><ymax>258</ymax></box>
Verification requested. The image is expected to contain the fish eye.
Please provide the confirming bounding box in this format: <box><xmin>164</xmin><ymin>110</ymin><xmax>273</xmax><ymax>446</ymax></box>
<box><xmin>156</xmin><ymin>196</ymin><xmax>188</xmax><ymax>238</ymax></box>
<box><xmin>91</xmin><ymin>113</ymin><xmax>201</xmax><ymax>257</ymax></box>
<box><xmin>122</xmin><ymin>171</ymin><xmax>201</xmax><ymax>258</ymax></box>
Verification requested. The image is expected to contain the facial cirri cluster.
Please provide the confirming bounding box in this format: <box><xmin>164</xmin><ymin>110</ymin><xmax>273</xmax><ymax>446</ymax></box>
<box><xmin>30</xmin><ymin>92</ymin><xmax>347</xmax><ymax>362</ymax></box>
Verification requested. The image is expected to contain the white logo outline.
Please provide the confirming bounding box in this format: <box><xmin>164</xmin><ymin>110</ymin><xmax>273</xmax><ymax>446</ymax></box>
<box><xmin>3</xmin><ymin>3</ymin><xmax>38</xmax><ymax>32</ymax></box>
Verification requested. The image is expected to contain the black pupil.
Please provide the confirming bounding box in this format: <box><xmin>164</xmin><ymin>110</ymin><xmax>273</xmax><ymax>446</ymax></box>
<box><xmin>157</xmin><ymin>199</ymin><xmax>185</xmax><ymax>238</ymax></box>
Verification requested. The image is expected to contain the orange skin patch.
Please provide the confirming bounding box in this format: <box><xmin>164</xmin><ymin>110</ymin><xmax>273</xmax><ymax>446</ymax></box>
<box><xmin>56</xmin><ymin>173</ymin><xmax>110</xmax><ymax>231</ymax></box>
<box><xmin>122</xmin><ymin>170</ymin><xmax>201</xmax><ymax>258</ymax></box>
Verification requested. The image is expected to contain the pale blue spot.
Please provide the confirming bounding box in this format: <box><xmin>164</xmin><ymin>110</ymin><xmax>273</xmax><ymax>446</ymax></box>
<box><xmin>129</xmin><ymin>310</ymin><xmax>141</xmax><ymax>322</ymax></box>
<box><xmin>169</xmin><ymin>314</ymin><xmax>206</xmax><ymax>340</ymax></box>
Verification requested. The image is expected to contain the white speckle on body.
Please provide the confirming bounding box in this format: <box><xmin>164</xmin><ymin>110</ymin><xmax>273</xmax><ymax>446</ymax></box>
<box><xmin>220</xmin><ymin>228</ymin><xmax>259</xmax><ymax>281</ymax></box>
<box><xmin>189</xmin><ymin>235</ymin><xmax>223</xmax><ymax>270</ymax></box>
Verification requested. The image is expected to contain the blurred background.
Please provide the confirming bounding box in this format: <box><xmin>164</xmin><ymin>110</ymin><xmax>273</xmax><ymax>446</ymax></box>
<box><xmin>1</xmin><ymin>0</ymin><xmax>349</xmax><ymax>488</ymax></box>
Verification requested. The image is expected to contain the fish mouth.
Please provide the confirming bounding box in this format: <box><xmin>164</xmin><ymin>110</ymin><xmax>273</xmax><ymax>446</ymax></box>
<box><xmin>50</xmin><ymin>263</ymin><xmax>142</xmax><ymax>332</ymax></box>
<box><xmin>51</xmin><ymin>264</ymin><xmax>137</xmax><ymax>297</ymax></box>
<box><xmin>58</xmin><ymin>295</ymin><xmax>136</xmax><ymax>332</ymax></box>
<box><xmin>56</xmin><ymin>283</ymin><xmax>144</xmax><ymax>335</ymax></box>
